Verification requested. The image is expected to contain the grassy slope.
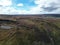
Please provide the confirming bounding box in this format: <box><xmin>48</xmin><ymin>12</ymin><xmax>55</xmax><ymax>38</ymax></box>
<box><xmin>0</xmin><ymin>17</ymin><xmax>60</xmax><ymax>45</ymax></box>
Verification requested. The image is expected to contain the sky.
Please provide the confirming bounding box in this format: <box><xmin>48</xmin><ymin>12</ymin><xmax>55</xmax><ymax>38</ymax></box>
<box><xmin>0</xmin><ymin>0</ymin><xmax>60</xmax><ymax>14</ymax></box>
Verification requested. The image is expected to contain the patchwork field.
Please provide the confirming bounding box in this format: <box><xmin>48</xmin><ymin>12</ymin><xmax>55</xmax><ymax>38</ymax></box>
<box><xmin>0</xmin><ymin>15</ymin><xmax>60</xmax><ymax>45</ymax></box>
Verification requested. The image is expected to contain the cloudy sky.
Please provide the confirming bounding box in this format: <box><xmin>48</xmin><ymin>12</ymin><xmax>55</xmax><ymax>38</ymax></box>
<box><xmin>0</xmin><ymin>0</ymin><xmax>60</xmax><ymax>14</ymax></box>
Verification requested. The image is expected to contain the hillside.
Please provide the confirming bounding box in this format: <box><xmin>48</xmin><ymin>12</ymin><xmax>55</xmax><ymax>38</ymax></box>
<box><xmin>0</xmin><ymin>15</ymin><xmax>60</xmax><ymax>45</ymax></box>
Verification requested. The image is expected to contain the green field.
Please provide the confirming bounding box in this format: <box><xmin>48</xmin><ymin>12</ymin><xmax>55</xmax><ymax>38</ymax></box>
<box><xmin>0</xmin><ymin>16</ymin><xmax>60</xmax><ymax>45</ymax></box>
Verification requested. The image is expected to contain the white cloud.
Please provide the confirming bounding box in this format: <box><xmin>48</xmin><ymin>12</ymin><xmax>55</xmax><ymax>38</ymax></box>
<box><xmin>17</xmin><ymin>3</ymin><xmax>24</xmax><ymax>7</ymax></box>
<box><xmin>0</xmin><ymin>6</ymin><xmax>28</xmax><ymax>14</ymax></box>
<box><xmin>33</xmin><ymin>0</ymin><xmax>60</xmax><ymax>14</ymax></box>
<box><xmin>0</xmin><ymin>0</ymin><xmax>12</xmax><ymax>6</ymax></box>
<box><xmin>0</xmin><ymin>0</ymin><xmax>60</xmax><ymax>14</ymax></box>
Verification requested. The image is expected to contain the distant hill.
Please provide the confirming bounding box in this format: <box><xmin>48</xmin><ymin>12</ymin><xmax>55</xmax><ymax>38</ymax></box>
<box><xmin>0</xmin><ymin>14</ymin><xmax>60</xmax><ymax>17</ymax></box>
<box><xmin>44</xmin><ymin>14</ymin><xmax>60</xmax><ymax>17</ymax></box>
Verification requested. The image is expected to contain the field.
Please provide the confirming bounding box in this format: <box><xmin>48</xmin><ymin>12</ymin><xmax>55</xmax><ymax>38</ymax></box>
<box><xmin>0</xmin><ymin>15</ymin><xmax>60</xmax><ymax>45</ymax></box>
